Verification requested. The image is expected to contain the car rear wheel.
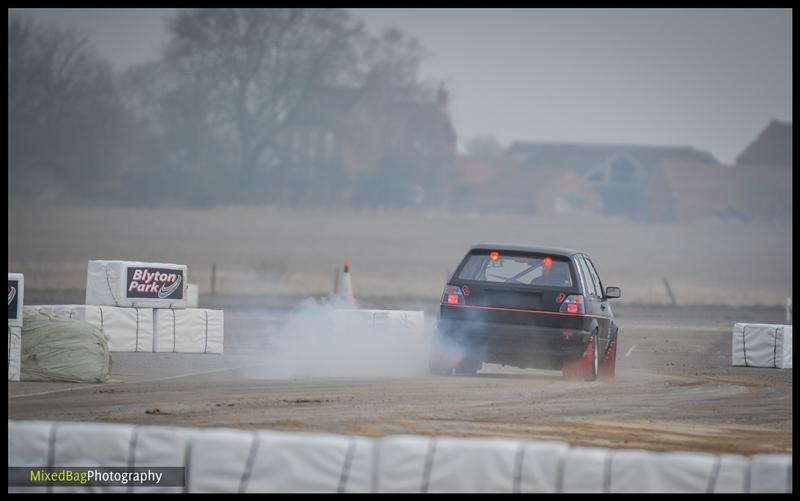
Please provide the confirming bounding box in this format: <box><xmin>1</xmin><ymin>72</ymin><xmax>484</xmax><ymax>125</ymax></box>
<box><xmin>429</xmin><ymin>330</ymin><xmax>458</xmax><ymax>376</ymax></box>
<box><xmin>561</xmin><ymin>330</ymin><xmax>598</xmax><ymax>381</ymax></box>
<box><xmin>586</xmin><ymin>330</ymin><xmax>599</xmax><ymax>382</ymax></box>
<box><xmin>455</xmin><ymin>357</ymin><xmax>481</xmax><ymax>375</ymax></box>
<box><xmin>599</xmin><ymin>336</ymin><xmax>617</xmax><ymax>378</ymax></box>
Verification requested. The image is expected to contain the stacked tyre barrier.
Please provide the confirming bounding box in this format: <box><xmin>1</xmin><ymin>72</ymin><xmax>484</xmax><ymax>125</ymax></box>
<box><xmin>732</xmin><ymin>323</ymin><xmax>792</xmax><ymax>369</ymax></box>
<box><xmin>8</xmin><ymin>420</ymin><xmax>792</xmax><ymax>493</ymax></box>
<box><xmin>8</xmin><ymin>273</ymin><xmax>25</xmax><ymax>381</ymax></box>
<box><xmin>23</xmin><ymin>261</ymin><xmax>223</xmax><ymax>354</ymax></box>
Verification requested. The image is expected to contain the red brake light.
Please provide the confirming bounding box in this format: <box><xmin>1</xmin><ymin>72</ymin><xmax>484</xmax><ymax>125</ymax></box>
<box><xmin>543</xmin><ymin>256</ymin><xmax>553</xmax><ymax>267</ymax></box>
<box><xmin>560</xmin><ymin>294</ymin><xmax>585</xmax><ymax>314</ymax></box>
<box><xmin>442</xmin><ymin>285</ymin><xmax>466</xmax><ymax>305</ymax></box>
<box><xmin>489</xmin><ymin>251</ymin><xmax>500</xmax><ymax>261</ymax></box>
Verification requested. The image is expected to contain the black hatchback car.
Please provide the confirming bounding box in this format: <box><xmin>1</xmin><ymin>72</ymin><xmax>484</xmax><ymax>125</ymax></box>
<box><xmin>430</xmin><ymin>244</ymin><xmax>621</xmax><ymax>381</ymax></box>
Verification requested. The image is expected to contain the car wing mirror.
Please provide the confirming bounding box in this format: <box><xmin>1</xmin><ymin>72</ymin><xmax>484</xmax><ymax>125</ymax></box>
<box><xmin>605</xmin><ymin>286</ymin><xmax>621</xmax><ymax>299</ymax></box>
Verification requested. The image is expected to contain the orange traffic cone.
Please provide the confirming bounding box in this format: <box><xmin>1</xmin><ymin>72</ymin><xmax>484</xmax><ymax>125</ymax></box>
<box><xmin>337</xmin><ymin>260</ymin><xmax>356</xmax><ymax>307</ymax></box>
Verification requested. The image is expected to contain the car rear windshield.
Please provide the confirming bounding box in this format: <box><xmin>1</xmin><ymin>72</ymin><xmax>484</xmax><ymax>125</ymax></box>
<box><xmin>456</xmin><ymin>251</ymin><xmax>575</xmax><ymax>288</ymax></box>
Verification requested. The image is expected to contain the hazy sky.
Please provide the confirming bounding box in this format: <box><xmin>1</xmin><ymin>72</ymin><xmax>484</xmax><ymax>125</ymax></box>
<box><xmin>10</xmin><ymin>8</ymin><xmax>792</xmax><ymax>163</ymax></box>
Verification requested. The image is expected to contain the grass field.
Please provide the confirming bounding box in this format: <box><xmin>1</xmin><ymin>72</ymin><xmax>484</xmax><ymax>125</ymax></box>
<box><xmin>8</xmin><ymin>202</ymin><xmax>793</xmax><ymax>306</ymax></box>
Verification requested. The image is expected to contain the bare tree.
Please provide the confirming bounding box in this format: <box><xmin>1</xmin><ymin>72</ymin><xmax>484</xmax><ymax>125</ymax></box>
<box><xmin>357</xmin><ymin>26</ymin><xmax>431</xmax><ymax>100</ymax></box>
<box><xmin>8</xmin><ymin>14</ymin><xmax>123</xmax><ymax>198</ymax></box>
<box><xmin>163</xmin><ymin>8</ymin><xmax>363</xmax><ymax>184</ymax></box>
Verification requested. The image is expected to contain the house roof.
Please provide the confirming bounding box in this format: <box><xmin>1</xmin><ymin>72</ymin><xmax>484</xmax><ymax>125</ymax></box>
<box><xmin>735</xmin><ymin>120</ymin><xmax>792</xmax><ymax>166</ymax></box>
<box><xmin>656</xmin><ymin>160</ymin><xmax>792</xmax><ymax>220</ymax></box>
<box><xmin>506</xmin><ymin>141</ymin><xmax>719</xmax><ymax>175</ymax></box>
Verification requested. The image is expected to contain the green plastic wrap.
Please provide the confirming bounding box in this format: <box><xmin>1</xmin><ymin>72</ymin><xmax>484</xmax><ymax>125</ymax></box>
<box><xmin>21</xmin><ymin>308</ymin><xmax>112</xmax><ymax>383</ymax></box>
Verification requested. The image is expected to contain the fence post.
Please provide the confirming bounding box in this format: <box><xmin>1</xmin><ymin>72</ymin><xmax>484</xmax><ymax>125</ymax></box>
<box><xmin>662</xmin><ymin>278</ymin><xmax>676</xmax><ymax>306</ymax></box>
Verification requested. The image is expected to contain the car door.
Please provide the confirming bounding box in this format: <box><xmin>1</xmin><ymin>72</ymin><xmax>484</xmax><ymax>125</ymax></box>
<box><xmin>576</xmin><ymin>255</ymin><xmax>611</xmax><ymax>352</ymax></box>
<box><xmin>583</xmin><ymin>255</ymin><xmax>613</xmax><ymax>352</ymax></box>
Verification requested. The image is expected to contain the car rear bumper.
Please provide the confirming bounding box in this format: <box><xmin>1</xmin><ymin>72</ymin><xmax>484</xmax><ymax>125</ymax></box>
<box><xmin>436</xmin><ymin>317</ymin><xmax>592</xmax><ymax>366</ymax></box>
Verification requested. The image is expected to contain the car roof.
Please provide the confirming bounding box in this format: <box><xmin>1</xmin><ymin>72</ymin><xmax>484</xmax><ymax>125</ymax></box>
<box><xmin>470</xmin><ymin>243</ymin><xmax>584</xmax><ymax>257</ymax></box>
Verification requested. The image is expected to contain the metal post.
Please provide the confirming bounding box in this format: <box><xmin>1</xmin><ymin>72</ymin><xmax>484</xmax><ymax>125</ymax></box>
<box><xmin>211</xmin><ymin>264</ymin><xmax>217</xmax><ymax>296</ymax></box>
<box><xmin>662</xmin><ymin>278</ymin><xmax>676</xmax><ymax>307</ymax></box>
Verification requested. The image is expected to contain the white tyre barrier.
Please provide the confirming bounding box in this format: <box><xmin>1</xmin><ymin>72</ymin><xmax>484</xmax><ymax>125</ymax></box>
<box><xmin>186</xmin><ymin>428</ymin><xmax>372</xmax><ymax>493</ymax></box>
<box><xmin>608</xmin><ymin>449</ymin><xmax>747</xmax><ymax>493</ymax></box>
<box><xmin>23</xmin><ymin>305</ymin><xmax>154</xmax><ymax>352</ymax></box>
<box><xmin>8</xmin><ymin>273</ymin><xmax>24</xmax><ymax>381</ymax></box>
<box><xmin>732</xmin><ymin>323</ymin><xmax>792</xmax><ymax>368</ymax></box>
<box><xmin>86</xmin><ymin>260</ymin><xmax>188</xmax><ymax>309</ymax></box>
<box><xmin>7</xmin><ymin>420</ymin><xmax>793</xmax><ymax>493</ymax></box>
<box><xmin>184</xmin><ymin>428</ymin><xmax>253</xmax><ymax>493</ymax></box>
<box><xmin>187</xmin><ymin>283</ymin><xmax>199</xmax><ymax>308</ymax></box>
<box><xmin>559</xmin><ymin>446</ymin><xmax>610</xmax><ymax>493</ymax></box>
<box><xmin>126</xmin><ymin>425</ymin><xmax>189</xmax><ymax>493</ymax></box>
<box><xmin>8</xmin><ymin>325</ymin><xmax>21</xmax><ymax>382</ymax></box>
<box><xmin>238</xmin><ymin>432</ymin><xmax>372</xmax><ymax>493</ymax></box>
<box><xmin>9</xmin><ymin>273</ymin><xmax>25</xmax><ymax>328</ymax></box>
<box><xmin>153</xmin><ymin>308</ymin><xmax>224</xmax><ymax>354</ymax></box>
<box><xmin>517</xmin><ymin>440</ymin><xmax>571</xmax><ymax>493</ymax></box>
<box><xmin>8</xmin><ymin>421</ymin><xmax>187</xmax><ymax>493</ymax></box>
<box><xmin>750</xmin><ymin>454</ymin><xmax>793</xmax><ymax>493</ymax></box>
<box><xmin>373</xmin><ymin>435</ymin><xmax>432</xmax><ymax>493</ymax></box>
<box><xmin>424</xmin><ymin>437</ymin><xmax>521</xmax><ymax>493</ymax></box>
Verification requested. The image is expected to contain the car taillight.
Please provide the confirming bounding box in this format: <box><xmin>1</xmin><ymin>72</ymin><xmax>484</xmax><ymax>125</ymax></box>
<box><xmin>442</xmin><ymin>285</ymin><xmax>466</xmax><ymax>305</ymax></box>
<box><xmin>559</xmin><ymin>294</ymin><xmax>585</xmax><ymax>314</ymax></box>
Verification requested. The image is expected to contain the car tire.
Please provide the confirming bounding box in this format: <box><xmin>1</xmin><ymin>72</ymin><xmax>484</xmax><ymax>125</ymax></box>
<box><xmin>455</xmin><ymin>357</ymin><xmax>481</xmax><ymax>376</ymax></box>
<box><xmin>599</xmin><ymin>339</ymin><xmax>617</xmax><ymax>378</ymax></box>
<box><xmin>429</xmin><ymin>331</ymin><xmax>457</xmax><ymax>376</ymax></box>
<box><xmin>562</xmin><ymin>335</ymin><xmax>595</xmax><ymax>381</ymax></box>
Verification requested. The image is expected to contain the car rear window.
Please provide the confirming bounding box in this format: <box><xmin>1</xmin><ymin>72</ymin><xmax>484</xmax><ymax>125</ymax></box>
<box><xmin>457</xmin><ymin>251</ymin><xmax>574</xmax><ymax>287</ymax></box>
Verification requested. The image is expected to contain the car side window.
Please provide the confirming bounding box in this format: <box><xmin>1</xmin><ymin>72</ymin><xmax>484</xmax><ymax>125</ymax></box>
<box><xmin>585</xmin><ymin>257</ymin><xmax>604</xmax><ymax>298</ymax></box>
<box><xmin>577</xmin><ymin>257</ymin><xmax>598</xmax><ymax>296</ymax></box>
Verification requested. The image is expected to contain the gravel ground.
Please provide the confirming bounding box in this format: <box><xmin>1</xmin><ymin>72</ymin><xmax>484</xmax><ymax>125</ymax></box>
<box><xmin>8</xmin><ymin>302</ymin><xmax>792</xmax><ymax>455</ymax></box>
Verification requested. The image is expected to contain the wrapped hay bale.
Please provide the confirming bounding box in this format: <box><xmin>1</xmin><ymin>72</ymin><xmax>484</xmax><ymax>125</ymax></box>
<box><xmin>21</xmin><ymin>309</ymin><xmax>112</xmax><ymax>383</ymax></box>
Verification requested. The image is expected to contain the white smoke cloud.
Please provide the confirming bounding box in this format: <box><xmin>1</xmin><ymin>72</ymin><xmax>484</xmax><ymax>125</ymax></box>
<box><xmin>245</xmin><ymin>296</ymin><xmax>432</xmax><ymax>379</ymax></box>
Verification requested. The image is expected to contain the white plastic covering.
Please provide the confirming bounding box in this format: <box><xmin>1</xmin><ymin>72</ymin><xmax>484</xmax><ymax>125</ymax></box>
<box><xmin>187</xmin><ymin>283</ymin><xmax>199</xmax><ymax>308</ymax></box>
<box><xmin>732</xmin><ymin>323</ymin><xmax>792</xmax><ymax>369</ymax></box>
<box><xmin>750</xmin><ymin>454</ymin><xmax>793</xmax><ymax>493</ymax></box>
<box><xmin>8</xmin><ymin>420</ymin><xmax>52</xmax><ymax>493</ymax></box>
<box><xmin>187</xmin><ymin>428</ymin><xmax>372</xmax><ymax>493</ymax></box>
<box><xmin>559</xmin><ymin>446</ymin><xmax>611</xmax><ymax>492</ymax></box>
<box><xmin>517</xmin><ymin>440</ymin><xmax>571</xmax><ymax>493</ymax></box>
<box><xmin>424</xmin><ymin>437</ymin><xmax>521</xmax><ymax>493</ymax></box>
<box><xmin>7</xmin><ymin>420</ymin><xmax>793</xmax><ymax>493</ymax></box>
<box><xmin>9</xmin><ymin>273</ymin><xmax>25</xmax><ymax>327</ymax></box>
<box><xmin>8</xmin><ymin>325</ymin><xmax>21</xmax><ymax>381</ymax></box>
<box><xmin>183</xmin><ymin>428</ymin><xmax>253</xmax><ymax>493</ymax></box>
<box><xmin>23</xmin><ymin>305</ymin><xmax>153</xmax><ymax>352</ymax></box>
<box><xmin>608</xmin><ymin>449</ymin><xmax>749</xmax><ymax>493</ymax></box>
<box><xmin>153</xmin><ymin>308</ymin><xmax>224</xmax><ymax>354</ymax></box>
<box><xmin>7</xmin><ymin>420</ymin><xmax>187</xmax><ymax>493</ymax></box>
<box><xmin>85</xmin><ymin>260</ymin><xmax>188</xmax><ymax>309</ymax></box>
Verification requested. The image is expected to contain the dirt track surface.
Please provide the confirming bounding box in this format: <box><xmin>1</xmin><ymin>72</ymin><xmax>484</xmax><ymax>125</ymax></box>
<box><xmin>8</xmin><ymin>303</ymin><xmax>792</xmax><ymax>455</ymax></box>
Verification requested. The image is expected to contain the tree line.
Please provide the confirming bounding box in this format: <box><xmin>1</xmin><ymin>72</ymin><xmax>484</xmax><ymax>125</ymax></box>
<box><xmin>8</xmin><ymin>9</ymin><xmax>453</xmax><ymax>208</ymax></box>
